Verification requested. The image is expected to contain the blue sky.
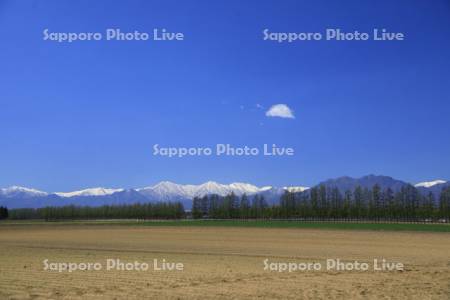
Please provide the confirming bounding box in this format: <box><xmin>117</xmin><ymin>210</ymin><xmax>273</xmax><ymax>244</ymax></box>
<box><xmin>1</xmin><ymin>0</ymin><xmax>450</xmax><ymax>191</ymax></box>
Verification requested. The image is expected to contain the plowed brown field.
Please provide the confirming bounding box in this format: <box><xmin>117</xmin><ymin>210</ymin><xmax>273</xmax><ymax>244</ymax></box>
<box><xmin>0</xmin><ymin>225</ymin><xmax>449</xmax><ymax>299</ymax></box>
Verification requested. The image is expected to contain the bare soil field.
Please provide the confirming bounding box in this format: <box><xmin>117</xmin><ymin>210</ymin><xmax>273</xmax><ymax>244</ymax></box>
<box><xmin>0</xmin><ymin>224</ymin><xmax>449</xmax><ymax>299</ymax></box>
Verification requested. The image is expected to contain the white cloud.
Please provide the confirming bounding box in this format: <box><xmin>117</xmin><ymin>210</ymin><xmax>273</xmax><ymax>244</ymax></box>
<box><xmin>256</xmin><ymin>103</ymin><xmax>264</xmax><ymax>109</ymax></box>
<box><xmin>265</xmin><ymin>104</ymin><xmax>295</xmax><ymax>119</ymax></box>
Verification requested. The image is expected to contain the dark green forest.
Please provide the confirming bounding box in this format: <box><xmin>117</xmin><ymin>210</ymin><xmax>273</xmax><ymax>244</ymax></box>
<box><xmin>7</xmin><ymin>202</ymin><xmax>185</xmax><ymax>220</ymax></box>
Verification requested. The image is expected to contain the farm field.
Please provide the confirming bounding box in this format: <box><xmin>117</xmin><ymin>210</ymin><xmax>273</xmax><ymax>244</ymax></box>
<box><xmin>0</xmin><ymin>223</ymin><xmax>449</xmax><ymax>299</ymax></box>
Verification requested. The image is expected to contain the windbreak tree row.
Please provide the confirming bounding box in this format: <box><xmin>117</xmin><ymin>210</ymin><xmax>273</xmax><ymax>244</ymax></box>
<box><xmin>8</xmin><ymin>202</ymin><xmax>185</xmax><ymax>220</ymax></box>
<box><xmin>192</xmin><ymin>185</ymin><xmax>450</xmax><ymax>221</ymax></box>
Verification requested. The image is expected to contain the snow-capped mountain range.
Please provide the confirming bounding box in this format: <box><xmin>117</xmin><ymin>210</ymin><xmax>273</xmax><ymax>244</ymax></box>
<box><xmin>0</xmin><ymin>181</ymin><xmax>309</xmax><ymax>209</ymax></box>
<box><xmin>0</xmin><ymin>176</ymin><xmax>448</xmax><ymax>210</ymax></box>
<box><xmin>137</xmin><ymin>181</ymin><xmax>293</xmax><ymax>200</ymax></box>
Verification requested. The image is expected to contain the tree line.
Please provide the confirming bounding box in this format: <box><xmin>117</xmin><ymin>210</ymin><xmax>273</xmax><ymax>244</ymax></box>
<box><xmin>192</xmin><ymin>193</ymin><xmax>268</xmax><ymax>219</ymax></box>
<box><xmin>7</xmin><ymin>202</ymin><xmax>185</xmax><ymax>220</ymax></box>
<box><xmin>193</xmin><ymin>185</ymin><xmax>450</xmax><ymax>221</ymax></box>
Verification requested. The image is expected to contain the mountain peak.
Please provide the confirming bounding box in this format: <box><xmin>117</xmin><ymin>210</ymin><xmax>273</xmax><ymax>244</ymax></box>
<box><xmin>152</xmin><ymin>181</ymin><xmax>180</xmax><ymax>188</ymax></box>
<box><xmin>200</xmin><ymin>181</ymin><xmax>222</xmax><ymax>187</ymax></box>
<box><xmin>318</xmin><ymin>175</ymin><xmax>408</xmax><ymax>193</ymax></box>
<box><xmin>229</xmin><ymin>182</ymin><xmax>260</xmax><ymax>194</ymax></box>
<box><xmin>1</xmin><ymin>186</ymin><xmax>48</xmax><ymax>197</ymax></box>
<box><xmin>54</xmin><ymin>187</ymin><xmax>124</xmax><ymax>198</ymax></box>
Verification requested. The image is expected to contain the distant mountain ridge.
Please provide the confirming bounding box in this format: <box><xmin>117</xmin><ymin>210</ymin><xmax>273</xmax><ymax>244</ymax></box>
<box><xmin>317</xmin><ymin>175</ymin><xmax>409</xmax><ymax>193</ymax></box>
<box><xmin>0</xmin><ymin>181</ymin><xmax>309</xmax><ymax>209</ymax></box>
<box><xmin>0</xmin><ymin>176</ymin><xmax>448</xmax><ymax>209</ymax></box>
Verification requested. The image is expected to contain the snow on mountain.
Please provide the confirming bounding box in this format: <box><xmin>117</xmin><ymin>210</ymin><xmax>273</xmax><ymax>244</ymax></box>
<box><xmin>137</xmin><ymin>181</ymin><xmax>193</xmax><ymax>203</ymax></box>
<box><xmin>259</xmin><ymin>186</ymin><xmax>273</xmax><ymax>192</ymax></box>
<box><xmin>283</xmin><ymin>186</ymin><xmax>310</xmax><ymax>193</ymax></box>
<box><xmin>149</xmin><ymin>181</ymin><xmax>190</xmax><ymax>196</ymax></box>
<box><xmin>414</xmin><ymin>180</ymin><xmax>447</xmax><ymax>188</ymax></box>
<box><xmin>194</xmin><ymin>181</ymin><xmax>233</xmax><ymax>197</ymax></box>
<box><xmin>54</xmin><ymin>187</ymin><xmax>124</xmax><ymax>198</ymax></box>
<box><xmin>229</xmin><ymin>183</ymin><xmax>261</xmax><ymax>194</ymax></box>
<box><xmin>138</xmin><ymin>181</ymin><xmax>263</xmax><ymax>199</ymax></box>
<box><xmin>0</xmin><ymin>186</ymin><xmax>48</xmax><ymax>197</ymax></box>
